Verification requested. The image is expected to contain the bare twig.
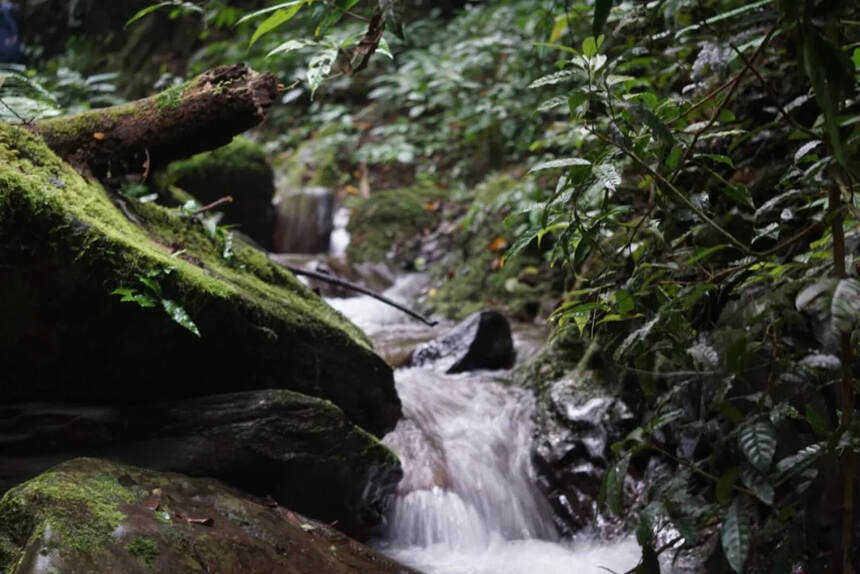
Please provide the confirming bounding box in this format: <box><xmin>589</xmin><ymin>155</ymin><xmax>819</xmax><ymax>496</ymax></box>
<box><xmin>283</xmin><ymin>265</ymin><xmax>439</xmax><ymax>327</ymax></box>
<box><xmin>669</xmin><ymin>25</ymin><xmax>778</xmax><ymax>183</ymax></box>
<box><xmin>192</xmin><ymin>196</ymin><xmax>233</xmax><ymax>215</ymax></box>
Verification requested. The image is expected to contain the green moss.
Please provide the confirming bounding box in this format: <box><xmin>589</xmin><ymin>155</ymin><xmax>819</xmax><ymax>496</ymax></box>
<box><xmin>165</xmin><ymin>137</ymin><xmax>269</xmax><ymax>182</ymax></box>
<box><xmin>346</xmin><ymin>181</ymin><xmax>446</xmax><ymax>264</ymax></box>
<box><xmin>273</xmin><ymin>137</ymin><xmax>344</xmax><ymax>191</ymax></box>
<box><xmin>0</xmin><ymin>122</ymin><xmax>370</xmax><ymax>349</ymax></box>
<box><xmin>126</xmin><ymin>537</ymin><xmax>159</xmax><ymax>568</ymax></box>
<box><xmin>0</xmin><ymin>461</ymin><xmax>142</xmax><ymax>559</ymax></box>
<box><xmin>156</xmin><ymin>84</ymin><xmax>186</xmax><ymax>110</ymax></box>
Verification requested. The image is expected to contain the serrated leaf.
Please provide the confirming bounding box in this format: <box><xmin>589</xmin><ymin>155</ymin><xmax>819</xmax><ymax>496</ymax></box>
<box><xmin>613</xmin><ymin>316</ymin><xmax>659</xmax><ymax>361</ymax></box>
<box><xmin>528</xmin><ymin>69</ymin><xmax>578</xmax><ymax>88</ymax></box>
<box><xmin>529</xmin><ymin>157</ymin><xmax>591</xmax><ymax>172</ymax></box>
<box><xmin>161</xmin><ymin>299</ymin><xmax>201</xmax><ymax>337</ymax></box>
<box><xmin>537</xmin><ymin>95</ymin><xmax>567</xmax><ymax>112</ymax></box>
<box><xmin>594</xmin><ymin>163</ymin><xmax>621</xmax><ymax>191</ymax></box>
<box><xmin>739</xmin><ymin>422</ymin><xmax>777</xmax><ymax>471</ymax></box>
<box><xmin>721</xmin><ymin>499</ymin><xmax>750</xmax><ymax>573</ymax></box>
<box><xmin>267</xmin><ymin>39</ymin><xmax>317</xmax><ymax>58</ymax></box>
<box><xmin>740</xmin><ymin>467</ymin><xmax>775</xmax><ymax>505</ymax></box>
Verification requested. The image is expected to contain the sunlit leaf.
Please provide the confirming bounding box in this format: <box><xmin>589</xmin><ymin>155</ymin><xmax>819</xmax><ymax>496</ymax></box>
<box><xmin>161</xmin><ymin>299</ymin><xmax>201</xmax><ymax>337</ymax></box>
<box><xmin>529</xmin><ymin>157</ymin><xmax>590</xmax><ymax>172</ymax></box>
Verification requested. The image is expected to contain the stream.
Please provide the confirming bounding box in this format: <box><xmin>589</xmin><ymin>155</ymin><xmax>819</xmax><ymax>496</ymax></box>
<box><xmin>328</xmin><ymin>277</ymin><xmax>641</xmax><ymax>574</ymax></box>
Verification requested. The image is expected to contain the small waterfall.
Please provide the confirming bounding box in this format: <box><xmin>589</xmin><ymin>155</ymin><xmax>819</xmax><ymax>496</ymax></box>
<box><xmin>385</xmin><ymin>368</ymin><xmax>557</xmax><ymax>546</ymax></box>
<box><xmin>328</xmin><ymin>279</ymin><xmax>641</xmax><ymax>574</ymax></box>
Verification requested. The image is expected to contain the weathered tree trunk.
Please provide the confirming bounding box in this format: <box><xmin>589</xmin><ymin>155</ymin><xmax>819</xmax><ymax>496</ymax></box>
<box><xmin>35</xmin><ymin>64</ymin><xmax>278</xmax><ymax>178</ymax></box>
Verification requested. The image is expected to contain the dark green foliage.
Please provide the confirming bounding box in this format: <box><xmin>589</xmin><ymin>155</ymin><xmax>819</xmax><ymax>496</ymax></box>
<box><xmin>502</xmin><ymin>0</ymin><xmax>858</xmax><ymax>570</ymax></box>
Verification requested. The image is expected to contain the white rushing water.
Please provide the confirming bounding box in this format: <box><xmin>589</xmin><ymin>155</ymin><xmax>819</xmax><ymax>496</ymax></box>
<box><xmin>328</xmin><ymin>277</ymin><xmax>640</xmax><ymax>574</ymax></box>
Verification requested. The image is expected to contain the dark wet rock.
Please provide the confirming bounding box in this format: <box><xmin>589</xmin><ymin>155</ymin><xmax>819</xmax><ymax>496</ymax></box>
<box><xmin>0</xmin><ymin>458</ymin><xmax>416</xmax><ymax>574</ymax></box>
<box><xmin>410</xmin><ymin>310</ymin><xmax>515</xmax><ymax>373</ymax></box>
<box><xmin>0</xmin><ymin>124</ymin><xmax>399</xmax><ymax>436</ymax></box>
<box><xmin>529</xmin><ymin>372</ymin><xmax>637</xmax><ymax>535</ymax></box>
<box><xmin>273</xmin><ymin>187</ymin><xmax>335</xmax><ymax>253</ymax></box>
<box><xmin>0</xmin><ymin>390</ymin><xmax>401</xmax><ymax>539</ymax></box>
<box><xmin>161</xmin><ymin>137</ymin><xmax>277</xmax><ymax>250</ymax></box>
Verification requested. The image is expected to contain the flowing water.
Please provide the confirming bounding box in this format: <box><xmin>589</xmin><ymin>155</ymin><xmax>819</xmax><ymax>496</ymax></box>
<box><xmin>328</xmin><ymin>277</ymin><xmax>640</xmax><ymax>574</ymax></box>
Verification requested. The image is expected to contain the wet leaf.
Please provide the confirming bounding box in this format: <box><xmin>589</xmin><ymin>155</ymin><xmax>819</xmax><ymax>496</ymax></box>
<box><xmin>721</xmin><ymin>498</ymin><xmax>749</xmax><ymax>574</ymax></box>
<box><xmin>740</xmin><ymin>467</ymin><xmax>774</xmax><ymax>505</ymax></box>
<box><xmin>529</xmin><ymin>157</ymin><xmax>591</xmax><ymax>172</ymax></box>
<box><xmin>604</xmin><ymin>452</ymin><xmax>630</xmax><ymax>515</ymax></box>
<box><xmin>161</xmin><ymin>299</ymin><xmax>201</xmax><ymax>337</ymax></box>
<box><xmin>738</xmin><ymin>421</ymin><xmax>777</xmax><ymax>472</ymax></box>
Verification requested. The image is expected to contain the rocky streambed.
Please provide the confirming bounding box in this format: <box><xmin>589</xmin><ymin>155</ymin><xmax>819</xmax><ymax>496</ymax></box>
<box><xmin>1</xmin><ymin>120</ymin><xmax>646</xmax><ymax>573</ymax></box>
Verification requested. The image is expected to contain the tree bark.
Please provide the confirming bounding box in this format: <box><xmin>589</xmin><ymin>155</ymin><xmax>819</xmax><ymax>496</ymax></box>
<box><xmin>34</xmin><ymin>64</ymin><xmax>278</xmax><ymax>178</ymax></box>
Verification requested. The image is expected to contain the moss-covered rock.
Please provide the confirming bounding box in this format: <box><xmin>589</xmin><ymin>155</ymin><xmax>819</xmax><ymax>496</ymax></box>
<box><xmin>160</xmin><ymin>137</ymin><xmax>276</xmax><ymax>249</ymax></box>
<box><xmin>0</xmin><ymin>123</ymin><xmax>399</xmax><ymax>436</ymax></box>
<box><xmin>0</xmin><ymin>390</ymin><xmax>402</xmax><ymax>538</ymax></box>
<box><xmin>345</xmin><ymin>181</ymin><xmax>446</xmax><ymax>265</ymax></box>
<box><xmin>0</xmin><ymin>458</ymin><xmax>415</xmax><ymax>574</ymax></box>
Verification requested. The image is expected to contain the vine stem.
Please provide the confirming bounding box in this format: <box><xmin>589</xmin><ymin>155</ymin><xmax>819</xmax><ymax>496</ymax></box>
<box><xmin>831</xmin><ymin>170</ymin><xmax>856</xmax><ymax>574</ymax></box>
<box><xmin>669</xmin><ymin>24</ymin><xmax>779</xmax><ymax>183</ymax></box>
<box><xmin>587</xmin><ymin>126</ymin><xmax>751</xmax><ymax>253</ymax></box>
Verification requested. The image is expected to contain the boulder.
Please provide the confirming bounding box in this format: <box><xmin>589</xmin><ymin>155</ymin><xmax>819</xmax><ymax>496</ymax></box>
<box><xmin>0</xmin><ymin>123</ymin><xmax>399</xmax><ymax>436</ymax></box>
<box><xmin>530</xmin><ymin>372</ymin><xmax>637</xmax><ymax>536</ymax></box>
<box><xmin>0</xmin><ymin>390</ymin><xmax>401</xmax><ymax>538</ymax></box>
<box><xmin>161</xmin><ymin>137</ymin><xmax>277</xmax><ymax>250</ymax></box>
<box><xmin>411</xmin><ymin>310</ymin><xmax>515</xmax><ymax>373</ymax></box>
<box><xmin>0</xmin><ymin>458</ymin><xmax>416</xmax><ymax>574</ymax></box>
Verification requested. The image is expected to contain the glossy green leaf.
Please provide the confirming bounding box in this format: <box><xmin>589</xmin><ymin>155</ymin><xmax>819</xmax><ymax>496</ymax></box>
<box><xmin>605</xmin><ymin>453</ymin><xmax>630</xmax><ymax>515</ymax></box>
<box><xmin>739</xmin><ymin>422</ymin><xmax>777</xmax><ymax>472</ymax></box>
<box><xmin>249</xmin><ymin>3</ymin><xmax>307</xmax><ymax>47</ymax></box>
<box><xmin>161</xmin><ymin>299</ymin><xmax>201</xmax><ymax>337</ymax></box>
<box><xmin>529</xmin><ymin>157</ymin><xmax>591</xmax><ymax>172</ymax></box>
<box><xmin>740</xmin><ymin>467</ymin><xmax>775</xmax><ymax>505</ymax></box>
<box><xmin>721</xmin><ymin>498</ymin><xmax>750</xmax><ymax>573</ymax></box>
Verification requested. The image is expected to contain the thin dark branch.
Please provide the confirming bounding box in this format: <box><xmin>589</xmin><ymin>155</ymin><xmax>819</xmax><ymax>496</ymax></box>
<box><xmin>283</xmin><ymin>266</ymin><xmax>439</xmax><ymax>327</ymax></box>
<box><xmin>193</xmin><ymin>196</ymin><xmax>233</xmax><ymax>215</ymax></box>
<box><xmin>669</xmin><ymin>25</ymin><xmax>778</xmax><ymax>183</ymax></box>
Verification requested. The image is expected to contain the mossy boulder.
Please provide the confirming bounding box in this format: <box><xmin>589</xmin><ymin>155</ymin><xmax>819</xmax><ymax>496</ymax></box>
<box><xmin>345</xmin><ymin>181</ymin><xmax>446</xmax><ymax>265</ymax></box>
<box><xmin>0</xmin><ymin>390</ymin><xmax>401</xmax><ymax>538</ymax></box>
<box><xmin>160</xmin><ymin>137</ymin><xmax>276</xmax><ymax>249</ymax></box>
<box><xmin>0</xmin><ymin>458</ymin><xmax>415</xmax><ymax>574</ymax></box>
<box><xmin>0</xmin><ymin>123</ymin><xmax>399</xmax><ymax>436</ymax></box>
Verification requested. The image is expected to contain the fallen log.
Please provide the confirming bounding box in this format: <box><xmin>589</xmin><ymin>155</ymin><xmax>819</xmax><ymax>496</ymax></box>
<box><xmin>35</xmin><ymin>64</ymin><xmax>278</xmax><ymax>178</ymax></box>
